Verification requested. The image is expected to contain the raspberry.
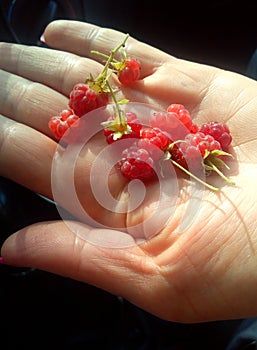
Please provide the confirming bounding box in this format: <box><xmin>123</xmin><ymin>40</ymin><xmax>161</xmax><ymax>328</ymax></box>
<box><xmin>168</xmin><ymin>131</ymin><xmax>221</xmax><ymax>170</ymax></box>
<box><xmin>104</xmin><ymin>112</ymin><xmax>142</xmax><ymax>144</ymax></box>
<box><xmin>138</xmin><ymin>127</ymin><xmax>170</xmax><ymax>160</ymax></box>
<box><xmin>48</xmin><ymin>109</ymin><xmax>80</xmax><ymax>140</ymax></box>
<box><xmin>126</xmin><ymin>112</ymin><xmax>142</xmax><ymax>133</ymax></box>
<box><xmin>140</xmin><ymin>127</ymin><xmax>170</xmax><ymax>150</ymax></box>
<box><xmin>69</xmin><ymin>83</ymin><xmax>108</xmax><ymax>117</ymax></box>
<box><xmin>167</xmin><ymin>130</ymin><xmax>235</xmax><ymax>188</ymax></box>
<box><xmin>118</xmin><ymin>58</ymin><xmax>141</xmax><ymax>85</ymax></box>
<box><xmin>190</xmin><ymin>123</ymin><xmax>199</xmax><ymax>134</ymax></box>
<box><xmin>180</xmin><ymin>132</ymin><xmax>221</xmax><ymax>157</ymax></box>
<box><xmin>166</xmin><ymin>104</ymin><xmax>193</xmax><ymax>130</ymax></box>
<box><xmin>199</xmin><ymin>121</ymin><xmax>232</xmax><ymax>150</ymax></box>
<box><xmin>150</xmin><ymin>112</ymin><xmax>178</xmax><ymax>137</ymax></box>
<box><xmin>150</xmin><ymin>110</ymin><xmax>193</xmax><ymax>141</ymax></box>
<box><xmin>169</xmin><ymin>145</ymin><xmax>188</xmax><ymax>169</ymax></box>
<box><xmin>119</xmin><ymin>143</ymin><xmax>155</xmax><ymax>180</ymax></box>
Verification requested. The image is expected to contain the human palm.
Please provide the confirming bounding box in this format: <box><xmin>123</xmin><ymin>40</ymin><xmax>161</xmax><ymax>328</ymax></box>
<box><xmin>1</xmin><ymin>20</ymin><xmax>257</xmax><ymax>323</ymax></box>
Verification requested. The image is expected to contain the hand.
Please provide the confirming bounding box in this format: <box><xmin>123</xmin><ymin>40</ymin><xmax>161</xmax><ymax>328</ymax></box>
<box><xmin>1</xmin><ymin>20</ymin><xmax>257</xmax><ymax>323</ymax></box>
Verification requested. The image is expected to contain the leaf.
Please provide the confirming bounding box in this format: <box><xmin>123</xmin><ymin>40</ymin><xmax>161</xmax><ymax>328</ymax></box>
<box><xmin>211</xmin><ymin>149</ymin><xmax>233</xmax><ymax>158</ymax></box>
<box><xmin>118</xmin><ymin>99</ymin><xmax>129</xmax><ymax>105</ymax></box>
<box><xmin>211</xmin><ymin>157</ymin><xmax>230</xmax><ymax>170</ymax></box>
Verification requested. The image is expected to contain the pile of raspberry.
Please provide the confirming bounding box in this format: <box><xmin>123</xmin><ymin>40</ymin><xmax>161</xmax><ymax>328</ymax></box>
<box><xmin>48</xmin><ymin>35</ymin><xmax>234</xmax><ymax>189</ymax></box>
<box><xmin>103</xmin><ymin>105</ymin><xmax>233</xmax><ymax>186</ymax></box>
<box><xmin>49</xmin><ymin>34</ymin><xmax>140</xmax><ymax>140</ymax></box>
<box><xmin>48</xmin><ymin>82</ymin><xmax>110</xmax><ymax>139</ymax></box>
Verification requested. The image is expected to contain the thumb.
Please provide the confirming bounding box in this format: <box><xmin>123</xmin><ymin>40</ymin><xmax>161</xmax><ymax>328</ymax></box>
<box><xmin>0</xmin><ymin>220</ymin><xmax>153</xmax><ymax>297</ymax></box>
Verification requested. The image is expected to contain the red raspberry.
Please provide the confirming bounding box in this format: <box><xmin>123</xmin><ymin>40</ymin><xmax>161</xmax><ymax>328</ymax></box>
<box><xmin>119</xmin><ymin>143</ymin><xmax>155</xmax><ymax>181</ymax></box>
<box><xmin>170</xmin><ymin>132</ymin><xmax>221</xmax><ymax>169</ymax></box>
<box><xmin>138</xmin><ymin>127</ymin><xmax>170</xmax><ymax>159</ymax></box>
<box><xmin>104</xmin><ymin>112</ymin><xmax>142</xmax><ymax>144</ymax></box>
<box><xmin>118</xmin><ymin>58</ymin><xmax>141</xmax><ymax>85</ymax></box>
<box><xmin>126</xmin><ymin>112</ymin><xmax>142</xmax><ymax>133</ymax></box>
<box><xmin>69</xmin><ymin>83</ymin><xmax>109</xmax><ymax>117</ymax></box>
<box><xmin>140</xmin><ymin>127</ymin><xmax>170</xmax><ymax>150</ymax></box>
<box><xmin>180</xmin><ymin>132</ymin><xmax>221</xmax><ymax>157</ymax></box>
<box><xmin>190</xmin><ymin>123</ymin><xmax>199</xmax><ymax>134</ymax></box>
<box><xmin>150</xmin><ymin>112</ymin><xmax>178</xmax><ymax>137</ymax></box>
<box><xmin>150</xmin><ymin>109</ymin><xmax>195</xmax><ymax>141</ymax></box>
<box><xmin>199</xmin><ymin>121</ymin><xmax>232</xmax><ymax>150</ymax></box>
<box><xmin>166</xmin><ymin>104</ymin><xmax>193</xmax><ymax>131</ymax></box>
<box><xmin>48</xmin><ymin>109</ymin><xmax>80</xmax><ymax>140</ymax></box>
<box><xmin>169</xmin><ymin>145</ymin><xmax>188</xmax><ymax>169</ymax></box>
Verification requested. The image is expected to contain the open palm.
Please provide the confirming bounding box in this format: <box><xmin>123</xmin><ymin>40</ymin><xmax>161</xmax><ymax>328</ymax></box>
<box><xmin>1</xmin><ymin>20</ymin><xmax>257</xmax><ymax>323</ymax></box>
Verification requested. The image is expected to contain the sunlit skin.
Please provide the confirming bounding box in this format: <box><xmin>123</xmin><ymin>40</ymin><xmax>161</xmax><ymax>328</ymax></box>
<box><xmin>1</xmin><ymin>20</ymin><xmax>257</xmax><ymax>323</ymax></box>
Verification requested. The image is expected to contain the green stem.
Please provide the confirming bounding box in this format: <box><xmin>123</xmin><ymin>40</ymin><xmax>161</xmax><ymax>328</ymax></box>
<box><xmin>167</xmin><ymin>140</ymin><xmax>186</xmax><ymax>151</ymax></box>
<box><xmin>91</xmin><ymin>50</ymin><xmax>119</xmax><ymax>63</ymax></box>
<box><xmin>169</xmin><ymin>158</ymin><xmax>220</xmax><ymax>191</ymax></box>
<box><xmin>106</xmin><ymin>80</ymin><xmax>124</xmax><ymax>125</ymax></box>
<box><xmin>205</xmin><ymin>160</ymin><xmax>235</xmax><ymax>185</ymax></box>
<box><xmin>99</xmin><ymin>34</ymin><xmax>130</xmax><ymax>81</ymax></box>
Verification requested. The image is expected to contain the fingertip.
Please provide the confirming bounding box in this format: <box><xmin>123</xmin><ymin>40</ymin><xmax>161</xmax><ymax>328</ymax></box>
<box><xmin>43</xmin><ymin>19</ymin><xmax>94</xmax><ymax>44</ymax></box>
<box><xmin>1</xmin><ymin>237</ymin><xmax>26</xmax><ymax>267</ymax></box>
<box><xmin>42</xmin><ymin>19</ymin><xmax>68</xmax><ymax>45</ymax></box>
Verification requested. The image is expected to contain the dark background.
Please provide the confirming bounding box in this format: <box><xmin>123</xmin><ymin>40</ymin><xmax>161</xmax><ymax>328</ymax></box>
<box><xmin>0</xmin><ymin>1</ymin><xmax>257</xmax><ymax>349</ymax></box>
<box><xmin>0</xmin><ymin>0</ymin><xmax>257</xmax><ymax>74</ymax></box>
<box><xmin>85</xmin><ymin>0</ymin><xmax>257</xmax><ymax>75</ymax></box>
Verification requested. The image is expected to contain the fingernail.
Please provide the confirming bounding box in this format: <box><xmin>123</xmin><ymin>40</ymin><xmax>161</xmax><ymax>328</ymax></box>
<box><xmin>40</xmin><ymin>34</ymin><xmax>46</xmax><ymax>43</ymax></box>
<box><xmin>0</xmin><ymin>256</ymin><xmax>20</xmax><ymax>267</ymax></box>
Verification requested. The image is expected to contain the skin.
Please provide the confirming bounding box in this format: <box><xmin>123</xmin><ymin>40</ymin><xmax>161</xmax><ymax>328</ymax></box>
<box><xmin>1</xmin><ymin>20</ymin><xmax>257</xmax><ymax>323</ymax></box>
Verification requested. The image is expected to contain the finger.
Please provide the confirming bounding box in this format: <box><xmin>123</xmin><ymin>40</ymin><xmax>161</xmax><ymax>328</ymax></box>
<box><xmin>0</xmin><ymin>69</ymin><xmax>68</xmax><ymax>136</ymax></box>
<box><xmin>0</xmin><ymin>220</ymin><xmax>163</xmax><ymax>317</ymax></box>
<box><xmin>42</xmin><ymin>20</ymin><xmax>218</xmax><ymax>108</ymax></box>
<box><xmin>0</xmin><ymin>115</ymin><xmax>55</xmax><ymax>198</ymax></box>
<box><xmin>0</xmin><ymin>43</ymin><xmax>106</xmax><ymax>97</ymax></box>
<box><xmin>43</xmin><ymin>20</ymin><xmax>172</xmax><ymax>77</ymax></box>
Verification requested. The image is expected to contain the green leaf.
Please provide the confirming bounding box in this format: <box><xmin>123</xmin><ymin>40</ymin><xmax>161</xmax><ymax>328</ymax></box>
<box><xmin>211</xmin><ymin>157</ymin><xmax>230</xmax><ymax>170</ymax></box>
<box><xmin>118</xmin><ymin>99</ymin><xmax>129</xmax><ymax>105</ymax></box>
<box><xmin>203</xmin><ymin>149</ymin><xmax>210</xmax><ymax>159</ymax></box>
<box><xmin>210</xmin><ymin>149</ymin><xmax>233</xmax><ymax>158</ymax></box>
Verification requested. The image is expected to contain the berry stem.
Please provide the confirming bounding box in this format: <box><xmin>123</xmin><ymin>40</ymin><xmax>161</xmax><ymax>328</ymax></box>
<box><xmin>97</xmin><ymin>34</ymin><xmax>130</xmax><ymax>85</ymax></box>
<box><xmin>169</xmin><ymin>158</ymin><xmax>220</xmax><ymax>191</ymax></box>
<box><xmin>167</xmin><ymin>140</ymin><xmax>187</xmax><ymax>151</ymax></box>
<box><xmin>90</xmin><ymin>51</ymin><xmax>119</xmax><ymax>63</ymax></box>
<box><xmin>205</xmin><ymin>160</ymin><xmax>235</xmax><ymax>185</ymax></box>
<box><xmin>106</xmin><ymin>80</ymin><xmax>125</xmax><ymax>126</ymax></box>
